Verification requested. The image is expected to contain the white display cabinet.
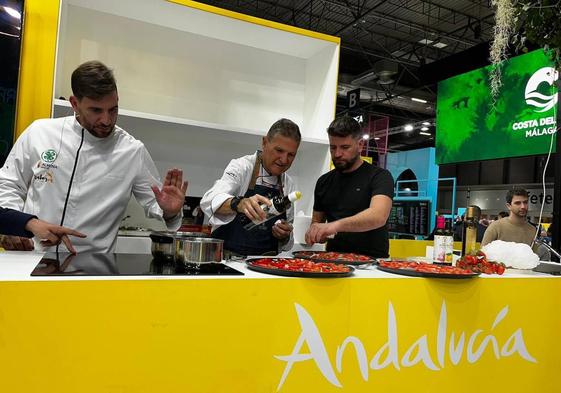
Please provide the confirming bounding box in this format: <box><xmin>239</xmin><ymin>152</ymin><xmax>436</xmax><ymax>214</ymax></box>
<box><xmin>52</xmin><ymin>0</ymin><xmax>339</xmax><ymax>229</ymax></box>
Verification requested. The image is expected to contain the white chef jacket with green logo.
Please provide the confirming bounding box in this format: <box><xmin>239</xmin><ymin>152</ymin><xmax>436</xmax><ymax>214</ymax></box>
<box><xmin>0</xmin><ymin>116</ymin><xmax>181</xmax><ymax>253</ymax></box>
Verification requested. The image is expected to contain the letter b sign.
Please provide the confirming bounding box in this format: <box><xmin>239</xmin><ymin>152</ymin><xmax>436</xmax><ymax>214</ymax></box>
<box><xmin>347</xmin><ymin>89</ymin><xmax>360</xmax><ymax>110</ymax></box>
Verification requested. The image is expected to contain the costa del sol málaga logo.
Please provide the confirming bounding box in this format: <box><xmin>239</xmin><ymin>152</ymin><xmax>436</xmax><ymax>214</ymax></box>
<box><xmin>525</xmin><ymin>67</ymin><xmax>559</xmax><ymax>112</ymax></box>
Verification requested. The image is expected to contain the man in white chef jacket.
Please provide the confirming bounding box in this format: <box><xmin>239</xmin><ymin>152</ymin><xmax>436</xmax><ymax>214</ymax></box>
<box><xmin>200</xmin><ymin>119</ymin><xmax>300</xmax><ymax>256</ymax></box>
<box><xmin>0</xmin><ymin>61</ymin><xmax>187</xmax><ymax>253</ymax></box>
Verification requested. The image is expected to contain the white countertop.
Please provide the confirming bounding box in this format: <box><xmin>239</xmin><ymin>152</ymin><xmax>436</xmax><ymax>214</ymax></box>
<box><xmin>0</xmin><ymin>251</ymin><xmax>557</xmax><ymax>282</ymax></box>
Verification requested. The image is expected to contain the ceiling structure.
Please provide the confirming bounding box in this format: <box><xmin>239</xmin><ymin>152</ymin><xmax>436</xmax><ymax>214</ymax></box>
<box><xmin>196</xmin><ymin>0</ymin><xmax>497</xmax><ymax>151</ymax></box>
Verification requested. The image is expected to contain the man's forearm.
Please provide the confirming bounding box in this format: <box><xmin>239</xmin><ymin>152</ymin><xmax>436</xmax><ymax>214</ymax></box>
<box><xmin>332</xmin><ymin>207</ymin><xmax>387</xmax><ymax>233</ymax></box>
<box><xmin>216</xmin><ymin>198</ymin><xmax>235</xmax><ymax>215</ymax></box>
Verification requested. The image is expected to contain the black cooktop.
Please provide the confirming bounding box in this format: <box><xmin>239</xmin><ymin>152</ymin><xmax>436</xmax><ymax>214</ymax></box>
<box><xmin>31</xmin><ymin>253</ymin><xmax>244</xmax><ymax>276</ymax></box>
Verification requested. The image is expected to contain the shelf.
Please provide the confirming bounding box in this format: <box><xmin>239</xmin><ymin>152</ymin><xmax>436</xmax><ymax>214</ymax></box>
<box><xmin>53</xmin><ymin>99</ymin><xmax>328</xmax><ymax>146</ymax></box>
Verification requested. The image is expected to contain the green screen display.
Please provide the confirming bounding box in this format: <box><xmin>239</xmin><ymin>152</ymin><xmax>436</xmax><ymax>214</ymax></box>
<box><xmin>436</xmin><ymin>50</ymin><xmax>558</xmax><ymax>164</ymax></box>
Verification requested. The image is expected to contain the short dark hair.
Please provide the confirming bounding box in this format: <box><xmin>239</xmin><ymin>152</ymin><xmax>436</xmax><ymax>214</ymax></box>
<box><xmin>71</xmin><ymin>60</ymin><xmax>117</xmax><ymax>100</ymax></box>
<box><xmin>327</xmin><ymin>116</ymin><xmax>361</xmax><ymax>138</ymax></box>
<box><xmin>506</xmin><ymin>188</ymin><xmax>529</xmax><ymax>204</ymax></box>
<box><xmin>266</xmin><ymin>119</ymin><xmax>301</xmax><ymax>143</ymax></box>
<box><xmin>497</xmin><ymin>211</ymin><xmax>509</xmax><ymax>219</ymax></box>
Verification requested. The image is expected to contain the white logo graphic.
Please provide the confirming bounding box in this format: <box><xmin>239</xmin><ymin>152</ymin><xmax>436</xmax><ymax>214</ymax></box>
<box><xmin>275</xmin><ymin>302</ymin><xmax>537</xmax><ymax>390</ymax></box>
<box><xmin>525</xmin><ymin>67</ymin><xmax>559</xmax><ymax>112</ymax></box>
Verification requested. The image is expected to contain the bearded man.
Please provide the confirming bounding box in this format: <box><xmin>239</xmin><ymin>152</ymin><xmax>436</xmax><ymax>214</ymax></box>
<box><xmin>305</xmin><ymin>116</ymin><xmax>394</xmax><ymax>258</ymax></box>
<box><xmin>0</xmin><ymin>61</ymin><xmax>186</xmax><ymax>253</ymax></box>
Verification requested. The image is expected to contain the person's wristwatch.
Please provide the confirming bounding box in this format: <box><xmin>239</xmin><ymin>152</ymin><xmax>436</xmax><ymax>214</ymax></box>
<box><xmin>230</xmin><ymin>196</ymin><xmax>243</xmax><ymax>213</ymax></box>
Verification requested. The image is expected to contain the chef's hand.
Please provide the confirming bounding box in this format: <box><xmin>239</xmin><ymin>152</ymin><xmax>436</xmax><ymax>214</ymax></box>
<box><xmin>237</xmin><ymin>195</ymin><xmax>270</xmax><ymax>222</ymax></box>
<box><xmin>25</xmin><ymin>219</ymin><xmax>86</xmax><ymax>254</ymax></box>
<box><xmin>272</xmin><ymin>220</ymin><xmax>293</xmax><ymax>240</ymax></box>
<box><xmin>0</xmin><ymin>235</ymin><xmax>34</xmax><ymax>251</ymax></box>
<box><xmin>152</xmin><ymin>168</ymin><xmax>188</xmax><ymax>219</ymax></box>
<box><xmin>305</xmin><ymin>222</ymin><xmax>337</xmax><ymax>245</ymax></box>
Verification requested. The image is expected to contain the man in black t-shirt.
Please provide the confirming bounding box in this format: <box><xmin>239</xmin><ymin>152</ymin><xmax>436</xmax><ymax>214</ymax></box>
<box><xmin>305</xmin><ymin>116</ymin><xmax>394</xmax><ymax>258</ymax></box>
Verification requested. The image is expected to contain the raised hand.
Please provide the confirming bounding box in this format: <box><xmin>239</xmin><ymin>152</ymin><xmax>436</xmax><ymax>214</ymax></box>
<box><xmin>151</xmin><ymin>168</ymin><xmax>188</xmax><ymax>219</ymax></box>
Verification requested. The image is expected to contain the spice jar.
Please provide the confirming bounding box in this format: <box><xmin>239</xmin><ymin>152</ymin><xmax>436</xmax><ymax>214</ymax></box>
<box><xmin>149</xmin><ymin>232</ymin><xmax>175</xmax><ymax>261</ymax></box>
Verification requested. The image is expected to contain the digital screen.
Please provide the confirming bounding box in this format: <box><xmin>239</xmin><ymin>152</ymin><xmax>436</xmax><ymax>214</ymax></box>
<box><xmin>436</xmin><ymin>49</ymin><xmax>558</xmax><ymax>164</ymax></box>
<box><xmin>0</xmin><ymin>0</ymin><xmax>24</xmax><ymax>165</ymax></box>
<box><xmin>388</xmin><ymin>199</ymin><xmax>430</xmax><ymax>236</ymax></box>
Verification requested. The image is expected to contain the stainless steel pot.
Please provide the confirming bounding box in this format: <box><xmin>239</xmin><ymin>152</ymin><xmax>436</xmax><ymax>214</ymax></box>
<box><xmin>150</xmin><ymin>231</ymin><xmax>221</xmax><ymax>264</ymax></box>
<box><xmin>176</xmin><ymin>237</ymin><xmax>224</xmax><ymax>265</ymax></box>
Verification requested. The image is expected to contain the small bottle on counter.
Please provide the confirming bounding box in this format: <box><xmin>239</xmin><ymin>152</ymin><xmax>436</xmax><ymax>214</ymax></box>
<box><xmin>243</xmin><ymin>191</ymin><xmax>302</xmax><ymax>231</ymax></box>
<box><xmin>433</xmin><ymin>216</ymin><xmax>453</xmax><ymax>265</ymax></box>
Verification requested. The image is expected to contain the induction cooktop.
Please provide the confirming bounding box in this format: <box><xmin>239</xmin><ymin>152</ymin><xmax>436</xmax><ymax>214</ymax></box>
<box><xmin>31</xmin><ymin>253</ymin><xmax>244</xmax><ymax>276</ymax></box>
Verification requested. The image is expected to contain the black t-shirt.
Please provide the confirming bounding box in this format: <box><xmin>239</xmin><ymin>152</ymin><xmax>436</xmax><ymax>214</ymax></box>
<box><xmin>313</xmin><ymin>162</ymin><xmax>394</xmax><ymax>258</ymax></box>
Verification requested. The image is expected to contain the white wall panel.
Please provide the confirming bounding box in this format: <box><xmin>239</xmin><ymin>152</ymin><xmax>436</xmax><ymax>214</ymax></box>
<box><xmin>56</xmin><ymin>5</ymin><xmax>307</xmax><ymax>132</ymax></box>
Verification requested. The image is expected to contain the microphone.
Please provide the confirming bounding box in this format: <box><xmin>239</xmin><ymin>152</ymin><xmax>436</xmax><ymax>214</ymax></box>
<box><xmin>533</xmin><ymin>239</ymin><xmax>561</xmax><ymax>262</ymax></box>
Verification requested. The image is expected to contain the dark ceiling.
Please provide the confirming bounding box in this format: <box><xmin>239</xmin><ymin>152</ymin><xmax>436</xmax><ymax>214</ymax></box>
<box><xmin>195</xmin><ymin>0</ymin><xmax>497</xmax><ymax>152</ymax></box>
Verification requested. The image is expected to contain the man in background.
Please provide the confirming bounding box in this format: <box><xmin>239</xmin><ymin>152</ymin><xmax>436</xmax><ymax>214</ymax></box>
<box><xmin>305</xmin><ymin>116</ymin><xmax>394</xmax><ymax>258</ymax></box>
<box><xmin>482</xmin><ymin>188</ymin><xmax>537</xmax><ymax>247</ymax></box>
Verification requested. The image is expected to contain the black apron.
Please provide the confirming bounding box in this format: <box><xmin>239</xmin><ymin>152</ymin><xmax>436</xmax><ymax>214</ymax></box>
<box><xmin>212</xmin><ymin>153</ymin><xmax>286</xmax><ymax>256</ymax></box>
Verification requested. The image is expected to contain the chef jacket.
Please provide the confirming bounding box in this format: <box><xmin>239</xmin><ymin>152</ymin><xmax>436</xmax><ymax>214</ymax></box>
<box><xmin>200</xmin><ymin>152</ymin><xmax>296</xmax><ymax>251</ymax></box>
<box><xmin>0</xmin><ymin>116</ymin><xmax>181</xmax><ymax>253</ymax></box>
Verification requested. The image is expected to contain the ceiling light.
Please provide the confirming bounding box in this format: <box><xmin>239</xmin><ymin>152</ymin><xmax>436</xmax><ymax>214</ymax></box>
<box><xmin>419</xmin><ymin>131</ymin><xmax>431</xmax><ymax>136</ymax></box>
<box><xmin>422</xmin><ymin>121</ymin><xmax>431</xmax><ymax>126</ymax></box>
<box><xmin>418</xmin><ymin>38</ymin><xmax>433</xmax><ymax>45</ymax></box>
<box><xmin>3</xmin><ymin>6</ymin><xmax>21</xmax><ymax>19</ymax></box>
<box><xmin>411</xmin><ymin>97</ymin><xmax>427</xmax><ymax>103</ymax></box>
<box><xmin>404</xmin><ymin>124</ymin><xmax>414</xmax><ymax>132</ymax></box>
<box><xmin>362</xmin><ymin>134</ymin><xmax>369</xmax><ymax>140</ymax></box>
<box><xmin>374</xmin><ymin>137</ymin><xmax>380</xmax><ymax>140</ymax></box>
<box><xmin>421</xmin><ymin>126</ymin><xmax>429</xmax><ymax>131</ymax></box>
<box><xmin>433</xmin><ymin>42</ymin><xmax>448</xmax><ymax>49</ymax></box>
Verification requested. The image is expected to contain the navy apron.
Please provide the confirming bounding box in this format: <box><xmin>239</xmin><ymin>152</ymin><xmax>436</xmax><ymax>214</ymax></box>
<box><xmin>212</xmin><ymin>153</ymin><xmax>286</xmax><ymax>256</ymax></box>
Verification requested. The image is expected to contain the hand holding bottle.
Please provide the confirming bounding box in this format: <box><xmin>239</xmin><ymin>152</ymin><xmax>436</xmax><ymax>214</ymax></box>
<box><xmin>236</xmin><ymin>194</ymin><xmax>271</xmax><ymax>222</ymax></box>
<box><xmin>242</xmin><ymin>191</ymin><xmax>301</xmax><ymax>231</ymax></box>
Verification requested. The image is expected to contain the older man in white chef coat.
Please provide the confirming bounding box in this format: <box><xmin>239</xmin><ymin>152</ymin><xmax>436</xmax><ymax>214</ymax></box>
<box><xmin>201</xmin><ymin>119</ymin><xmax>300</xmax><ymax>256</ymax></box>
<box><xmin>0</xmin><ymin>61</ymin><xmax>187</xmax><ymax>253</ymax></box>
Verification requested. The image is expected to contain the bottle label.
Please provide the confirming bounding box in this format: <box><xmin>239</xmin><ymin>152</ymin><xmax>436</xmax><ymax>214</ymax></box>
<box><xmin>267</xmin><ymin>205</ymin><xmax>280</xmax><ymax>216</ymax></box>
<box><xmin>465</xmin><ymin>227</ymin><xmax>477</xmax><ymax>255</ymax></box>
<box><xmin>244</xmin><ymin>204</ymin><xmax>280</xmax><ymax>230</ymax></box>
<box><xmin>433</xmin><ymin>235</ymin><xmax>453</xmax><ymax>265</ymax></box>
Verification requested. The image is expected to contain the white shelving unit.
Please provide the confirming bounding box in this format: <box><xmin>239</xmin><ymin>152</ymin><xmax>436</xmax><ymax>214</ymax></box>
<box><xmin>53</xmin><ymin>0</ymin><xmax>339</xmax><ymax>229</ymax></box>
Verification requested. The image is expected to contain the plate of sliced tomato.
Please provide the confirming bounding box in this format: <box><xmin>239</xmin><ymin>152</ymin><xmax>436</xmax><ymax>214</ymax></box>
<box><xmin>376</xmin><ymin>260</ymin><xmax>479</xmax><ymax>279</ymax></box>
<box><xmin>246</xmin><ymin>257</ymin><xmax>354</xmax><ymax>278</ymax></box>
<box><xmin>292</xmin><ymin>251</ymin><xmax>375</xmax><ymax>265</ymax></box>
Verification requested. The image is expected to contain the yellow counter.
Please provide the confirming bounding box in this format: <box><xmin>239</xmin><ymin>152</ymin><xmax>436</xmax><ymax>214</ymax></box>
<box><xmin>0</xmin><ymin>256</ymin><xmax>559</xmax><ymax>393</ymax></box>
